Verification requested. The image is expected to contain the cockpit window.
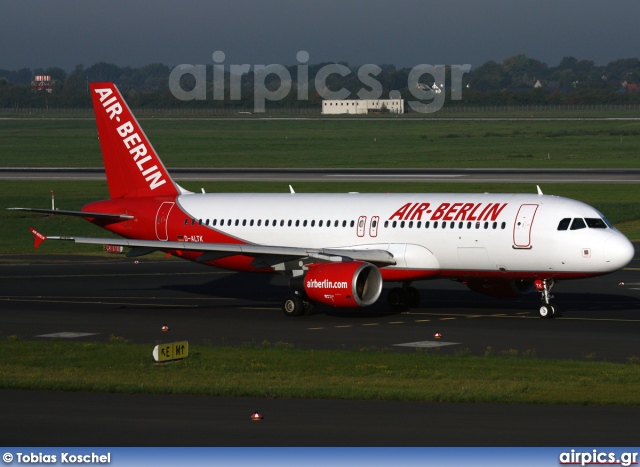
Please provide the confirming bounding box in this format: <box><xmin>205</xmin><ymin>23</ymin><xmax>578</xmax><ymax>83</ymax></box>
<box><xmin>596</xmin><ymin>211</ymin><xmax>615</xmax><ymax>229</ymax></box>
<box><xmin>557</xmin><ymin>218</ymin><xmax>571</xmax><ymax>231</ymax></box>
<box><xmin>570</xmin><ymin>218</ymin><xmax>587</xmax><ymax>230</ymax></box>
<box><xmin>585</xmin><ymin>218</ymin><xmax>607</xmax><ymax>229</ymax></box>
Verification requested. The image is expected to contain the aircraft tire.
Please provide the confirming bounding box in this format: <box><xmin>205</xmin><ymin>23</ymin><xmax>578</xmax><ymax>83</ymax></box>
<box><xmin>304</xmin><ymin>300</ymin><xmax>317</xmax><ymax>315</ymax></box>
<box><xmin>388</xmin><ymin>287</ymin><xmax>406</xmax><ymax>311</ymax></box>
<box><xmin>283</xmin><ymin>294</ymin><xmax>305</xmax><ymax>317</ymax></box>
<box><xmin>405</xmin><ymin>287</ymin><xmax>420</xmax><ymax>308</ymax></box>
<box><xmin>539</xmin><ymin>304</ymin><xmax>554</xmax><ymax>319</ymax></box>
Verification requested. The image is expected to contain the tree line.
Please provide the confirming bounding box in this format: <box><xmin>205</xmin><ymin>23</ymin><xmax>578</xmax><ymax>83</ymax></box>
<box><xmin>2</xmin><ymin>54</ymin><xmax>640</xmax><ymax>109</ymax></box>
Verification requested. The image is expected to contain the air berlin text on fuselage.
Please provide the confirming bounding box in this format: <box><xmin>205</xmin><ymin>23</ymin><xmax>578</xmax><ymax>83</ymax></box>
<box><xmin>389</xmin><ymin>202</ymin><xmax>508</xmax><ymax>222</ymax></box>
<box><xmin>93</xmin><ymin>87</ymin><xmax>167</xmax><ymax>191</ymax></box>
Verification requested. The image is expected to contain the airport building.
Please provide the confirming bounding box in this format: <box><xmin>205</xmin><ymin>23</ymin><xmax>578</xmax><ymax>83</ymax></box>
<box><xmin>321</xmin><ymin>99</ymin><xmax>404</xmax><ymax>115</ymax></box>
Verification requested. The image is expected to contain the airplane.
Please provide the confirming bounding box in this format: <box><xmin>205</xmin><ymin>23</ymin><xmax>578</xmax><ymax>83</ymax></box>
<box><xmin>10</xmin><ymin>82</ymin><xmax>635</xmax><ymax>319</ymax></box>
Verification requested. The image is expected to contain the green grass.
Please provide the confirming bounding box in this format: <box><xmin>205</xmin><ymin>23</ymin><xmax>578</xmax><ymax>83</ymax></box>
<box><xmin>2</xmin><ymin>119</ymin><xmax>640</xmax><ymax>168</ymax></box>
<box><xmin>1</xmin><ymin>339</ymin><xmax>639</xmax><ymax>405</ymax></box>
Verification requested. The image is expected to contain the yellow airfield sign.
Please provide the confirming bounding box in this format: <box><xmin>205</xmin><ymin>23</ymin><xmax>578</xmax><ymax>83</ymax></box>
<box><xmin>153</xmin><ymin>341</ymin><xmax>189</xmax><ymax>362</ymax></box>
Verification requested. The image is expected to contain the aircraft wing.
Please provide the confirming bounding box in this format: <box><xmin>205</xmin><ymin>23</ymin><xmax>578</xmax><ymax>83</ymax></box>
<box><xmin>29</xmin><ymin>229</ymin><xmax>396</xmax><ymax>266</ymax></box>
<box><xmin>8</xmin><ymin>207</ymin><xmax>134</xmax><ymax>220</ymax></box>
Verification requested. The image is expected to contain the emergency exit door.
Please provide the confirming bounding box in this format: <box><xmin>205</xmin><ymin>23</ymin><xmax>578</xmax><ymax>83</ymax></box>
<box><xmin>156</xmin><ymin>202</ymin><xmax>174</xmax><ymax>241</ymax></box>
<box><xmin>513</xmin><ymin>204</ymin><xmax>538</xmax><ymax>248</ymax></box>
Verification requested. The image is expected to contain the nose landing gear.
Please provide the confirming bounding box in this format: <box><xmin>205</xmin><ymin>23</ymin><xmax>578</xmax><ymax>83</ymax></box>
<box><xmin>535</xmin><ymin>279</ymin><xmax>558</xmax><ymax>319</ymax></box>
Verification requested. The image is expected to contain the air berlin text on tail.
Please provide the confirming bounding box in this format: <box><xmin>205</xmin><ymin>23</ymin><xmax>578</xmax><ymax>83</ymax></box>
<box><xmin>94</xmin><ymin>87</ymin><xmax>167</xmax><ymax>191</ymax></box>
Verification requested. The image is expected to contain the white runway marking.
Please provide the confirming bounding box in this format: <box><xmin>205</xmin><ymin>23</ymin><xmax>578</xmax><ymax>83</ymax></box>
<box><xmin>394</xmin><ymin>340</ymin><xmax>460</xmax><ymax>349</ymax></box>
<box><xmin>36</xmin><ymin>332</ymin><xmax>99</xmax><ymax>338</ymax></box>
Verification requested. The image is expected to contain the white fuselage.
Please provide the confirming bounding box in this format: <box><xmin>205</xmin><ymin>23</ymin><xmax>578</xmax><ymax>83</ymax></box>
<box><xmin>173</xmin><ymin>191</ymin><xmax>634</xmax><ymax>279</ymax></box>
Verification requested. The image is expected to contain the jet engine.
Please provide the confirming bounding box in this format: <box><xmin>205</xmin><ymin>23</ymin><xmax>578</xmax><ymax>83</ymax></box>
<box><xmin>465</xmin><ymin>279</ymin><xmax>535</xmax><ymax>298</ymax></box>
<box><xmin>300</xmin><ymin>261</ymin><xmax>383</xmax><ymax>307</ymax></box>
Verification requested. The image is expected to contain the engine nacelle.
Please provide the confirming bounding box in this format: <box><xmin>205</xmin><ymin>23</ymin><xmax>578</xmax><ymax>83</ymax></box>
<box><xmin>302</xmin><ymin>261</ymin><xmax>383</xmax><ymax>308</ymax></box>
<box><xmin>465</xmin><ymin>279</ymin><xmax>535</xmax><ymax>298</ymax></box>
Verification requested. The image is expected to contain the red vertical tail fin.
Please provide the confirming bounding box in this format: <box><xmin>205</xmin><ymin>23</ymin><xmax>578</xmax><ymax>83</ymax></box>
<box><xmin>29</xmin><ymin>227</ymin><xmax>47</xmax><ymax>249</ymax></box>
<box><xmin>90</xmin><ymin>82</ymin><xmax>180</xmax><ymax>199</ymax></box>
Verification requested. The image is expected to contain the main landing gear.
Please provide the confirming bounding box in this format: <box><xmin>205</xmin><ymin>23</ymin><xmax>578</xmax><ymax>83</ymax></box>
<box><xmin>536</xmin><ymin>278</ymin><xmax>558</xmax><ymax>319</ymax></box>
<box><xmin>387</xmin><ymin>282</ymin><xmax>420</xmax><ymax>311</ymax></box>
<box><xmin>282</xmin><ymin>293</ymin><xmax>316</xmax><ymax>317</ymax></box>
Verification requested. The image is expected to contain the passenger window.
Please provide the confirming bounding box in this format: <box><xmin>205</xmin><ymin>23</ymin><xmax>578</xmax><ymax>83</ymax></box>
<box><xmin>570</xmin><ymin>218</ymin><xmax>586</xmax><ymax>230</ymax></box>
<box><xmin>384</xmin><ymin>221</ymin><xmax>389</xmax><ymax>228</ymax></box>
<box><xmin>557</xmin><ymin>218</ymin><xmax>571</xmax><ymax>231</ymax></box>
<box><xmin>212</xmin><ymin>219</ymin><xmax>217</xmax><ymax>226</ymax></box>
<box><xmin>312</xmin><ymin>220</ymin><xmax>316</xmax><ymax>227</ymax></box>
<box><xmin>501</xmin><ymin>222</ymin><xmax>506</xmax><ymax>229</ymax></box>
<box><xmin>425</xmin><ymin>221</ymin><xmax>430</xmax><ymax>228</ymax></box>
<box><xmin>184</xmin><ymin>219</ymin><xmax>188</xmax><ymax>226</ymax></box>
<box><xmin>235</xmin><ymin>219</ymin><xmax>239</xmax><ymax>226</ymax></box>
<box><xmin>434</xmin><ymin>221</ymin><xmax>438</xmax><ymax>228</ymax></box>
<box><xmin>585</xmin><ymin>218</ymin><xmax>607</xmax><ymax>229</ymax></box>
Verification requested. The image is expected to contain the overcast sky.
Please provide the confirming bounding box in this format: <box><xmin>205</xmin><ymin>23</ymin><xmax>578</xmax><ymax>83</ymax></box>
<box><xmin>3</xmin><ymin>0</ymin><xmax>640</xmax><ymax>72</ymax></box>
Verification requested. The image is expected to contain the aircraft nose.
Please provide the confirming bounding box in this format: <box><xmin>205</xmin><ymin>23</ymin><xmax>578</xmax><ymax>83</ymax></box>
<box><xmin>604</xmin><ymin>234</ymin><xmax>635</xmax><ymax>270</ymax></box>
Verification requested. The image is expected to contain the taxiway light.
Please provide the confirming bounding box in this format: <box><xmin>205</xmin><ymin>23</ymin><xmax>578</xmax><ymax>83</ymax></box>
<box><xmin>620</xmin><ymin>282</ymin><xmax>625</xmax><ymax>286</ymax></box>
<box><xmin>434</xmin><ymin>332</ymin><xmax>442</xmax><ymax>339</ymax></box>
<box><xmin>251</xmin><ymin>411</ymin><xmax>263</xmax><ymax>421</ymax></box>
<box><xmin>161</xmin><ymin>325</ymin><xmax>169</xmax><ymax>332</ymax></box>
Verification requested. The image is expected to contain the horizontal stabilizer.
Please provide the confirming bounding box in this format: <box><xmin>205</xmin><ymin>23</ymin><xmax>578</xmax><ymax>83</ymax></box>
<box><xmin>8</xmin><ymin>207</ymin><xmax>133</xmax><ymax>220</ymax></box>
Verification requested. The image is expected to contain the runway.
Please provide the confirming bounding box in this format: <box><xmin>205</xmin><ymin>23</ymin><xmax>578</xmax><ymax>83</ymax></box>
<box><xmin>2</xmin><ymin>167</ymin><xmax>640</xmax><ymax>183</ymax></box>
<box><xmin>0</xmin><ymin>252</ymin><xmax>639</xmax><ymax>446</ymax></box>
<box><xmin>1</xmin><ymin>254</ymin><xmax>639</xmax><ymax>360</ymax></box>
